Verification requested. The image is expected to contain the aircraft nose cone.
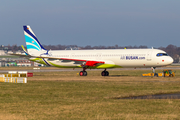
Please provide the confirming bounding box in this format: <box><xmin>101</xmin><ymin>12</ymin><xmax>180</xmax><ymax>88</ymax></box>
<box><xmin>168</xmin><ymin>57</ymin><xmax>174</xmax><ymax>65</ymax></box>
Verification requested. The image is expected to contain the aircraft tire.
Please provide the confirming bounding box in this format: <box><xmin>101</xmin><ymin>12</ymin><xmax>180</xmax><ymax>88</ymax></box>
<box><xmin>101</xmin><ymin>71</ymin><xmax>109</xmax><ymax>76</ymax></box>
<box><xmin>79</xmin><ymin>71</ymin><xmax>87</xmax><ymax>76</ymax></box>
<box><xmin>105</xmin><ymin>71</ymin><xmax>109</xmax><ymax>76</ymax></box>
<box><xmin>83</xmin><ymin>71</ymin><xmax>87</xmax><ymax>76</ymax></box>
<box><xmin>79</xmin><ymin>71</ymin><xmax>84</xmax><ymax>76</ymax></box>
<box><xmin>101</xmin><ymin>71</ymin><xmax>105</xmax><ymax>76</ymax></box>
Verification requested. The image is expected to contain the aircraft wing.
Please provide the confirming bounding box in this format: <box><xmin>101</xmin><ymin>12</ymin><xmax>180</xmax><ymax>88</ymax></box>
<box><xmin>9</xmin><ymin>53</ymin><xmax>105</xmax><ymax>67</ymax></box>
<box><xmin>9</xmin><ymin>53</ymin><xmax>31</xmax><ymax>58</ymax></box>
<box><xmin>36</xmin><ymin>56</ymin><xmax>105</xmax><ymax>67</ymax></box>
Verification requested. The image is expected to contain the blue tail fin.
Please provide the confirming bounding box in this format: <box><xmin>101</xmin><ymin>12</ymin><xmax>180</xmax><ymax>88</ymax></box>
<box><xmin>23</xmin><ymin>25</ymin><xmax>46</xmax><ymax>54</ymax></box>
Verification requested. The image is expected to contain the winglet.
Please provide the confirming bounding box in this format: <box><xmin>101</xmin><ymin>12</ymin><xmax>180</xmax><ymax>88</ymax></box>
<box><xmin>21</xmin><ymin>45</ymin><xmax>29</xmax><ymax>55</ymax></box>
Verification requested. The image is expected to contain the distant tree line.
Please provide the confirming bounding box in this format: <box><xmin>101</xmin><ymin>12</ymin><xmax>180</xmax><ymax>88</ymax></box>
<box><xmin>6</xmin><ymin>44</ymin><xmax>180</xmax><ymax>63</ymax></box>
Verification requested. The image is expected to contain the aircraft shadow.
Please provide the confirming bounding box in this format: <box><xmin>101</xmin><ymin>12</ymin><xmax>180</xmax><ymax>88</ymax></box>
<box><xmin>108</xmin><ymin>75</ymin><xmax>129</xmax><ymax>77</ymax></box>
<box><xmin>112</xmin><ymin>93</ymin><xmax>180</xmax><ymax>99</ymax></box>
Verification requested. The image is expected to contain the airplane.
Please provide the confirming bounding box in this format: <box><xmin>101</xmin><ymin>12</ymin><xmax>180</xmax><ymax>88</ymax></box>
<box><xmin>11</xmin><ymin>25</ymin><xmax>174</xmax><ymax>76</ymax></box>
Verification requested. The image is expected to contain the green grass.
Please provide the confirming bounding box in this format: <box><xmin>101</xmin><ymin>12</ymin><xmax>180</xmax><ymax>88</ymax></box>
<box><xmin>0</xmin><ymin>69</ymin><xmax>180</xmax><ymax>119</ymax></box>
<box><xmin>0</xmin><ymin>55</ymin><xmax>19</xmax><ymax>58</ymax></box>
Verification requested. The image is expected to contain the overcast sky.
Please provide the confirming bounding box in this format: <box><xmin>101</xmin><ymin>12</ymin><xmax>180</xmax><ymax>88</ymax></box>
<box><xmin>0</xmin><ymin>0</ymin><xmax>180</xmax><ymax>48</ymax></box>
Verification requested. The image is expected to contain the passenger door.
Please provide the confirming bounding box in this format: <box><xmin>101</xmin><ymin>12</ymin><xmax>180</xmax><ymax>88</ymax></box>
<box><xmin>147</xmin><ymin>51</ymin><xmax>152</xmax><ymax>61</ymax></box>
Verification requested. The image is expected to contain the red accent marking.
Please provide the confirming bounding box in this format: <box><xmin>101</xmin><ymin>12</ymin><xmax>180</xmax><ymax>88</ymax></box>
<box><xmin>61</xmin><ymin>58</ymin><xmax>105</xmax><ymax>67</ymax></box>
<box><xmin>162</xmin><ymin>60</ymin><xmax>164</xmax><ymax>62</ymax></box>
<box><xmin>80</xmin><ymin>72</ymin><xmax>83</xmax><ymax>76</ymax></box>
<box><xmin>143</xmin><ymin>64</ymin><xmax>145</xmax><ymax>66</ymax></box>
<box><xmin>85</xmin><ymin>61</ymin><xmax>105</xmax><ymax>67</ymax></box>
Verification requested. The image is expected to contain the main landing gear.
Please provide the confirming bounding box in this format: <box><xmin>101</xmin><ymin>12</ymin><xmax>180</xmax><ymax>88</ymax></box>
<box><xmin>79</xmin><ymin>68</ymin><xmax>109</xmax><ymax>76</ymax></box>
<box><xmin>101</xmin><ymin>69</ymin><xmax>109</xmax><ymax>76</ymax></box>
<box><xmin>79</xmin><ymin>71</ymin><xmax>87</xmax><ymax>76</ymax></box>
<box><xmin>79</xmin><ymin>67</ymin><xmax>87</xmax><ymax>76</ymax></box>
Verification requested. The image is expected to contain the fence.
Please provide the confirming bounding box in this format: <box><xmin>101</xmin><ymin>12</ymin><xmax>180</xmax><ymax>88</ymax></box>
<box><xmin>0</xmin><ymin>71</ymin><xmax>33</xmax><ymax>83</ymax></box>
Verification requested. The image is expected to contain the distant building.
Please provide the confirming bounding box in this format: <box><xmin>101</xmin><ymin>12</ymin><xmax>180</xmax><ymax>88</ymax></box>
<box><xmin>34</xmin><ymin>62</ymin><xmax>45</xmax><ymax>67</ymax></box>
<box><xmin>0</xmin><ymin>45</ymin><xmax>8</xmax><ymax>54</ymax></box>
<box><xmin>5</xmin><ymin>62</ymin><xmax>17</xmax><ymax>67</ymax></box>
<box><xmin>0</xmin><ymin>50</ymin><xmax>5</xmax><ymax>55</ymax></box>
<box><xmin>7</xmin><ymin>51</ymin><xmax>13</xmax><ymax>54</ymax></box>
<box><xmin>14</xmin><ymin>50</ymin><xmax>22</xmax><ymax>54</ymax></box>
<box><xmin>16</xmin><ymin>60</ymin><xmax>34</xmax><ymax>67</ymax></box>
<box><xmin>0</xmin><ymin>48</ymin><xmax>46</xmax><ymax>67</ymax></box>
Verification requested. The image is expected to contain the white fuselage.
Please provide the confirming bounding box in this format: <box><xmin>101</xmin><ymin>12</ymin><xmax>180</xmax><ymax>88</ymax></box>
<box><xmin>30</xmin><ymin>48</ymin><xmax>173</xmax><ymax>68</ymax></box>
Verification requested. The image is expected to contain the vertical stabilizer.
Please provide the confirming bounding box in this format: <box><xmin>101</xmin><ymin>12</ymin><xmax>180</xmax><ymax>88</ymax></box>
<box><xmin>23</xmin><ymin>25</ymin><xmax>46</xmax><ymax>54</ymax></box>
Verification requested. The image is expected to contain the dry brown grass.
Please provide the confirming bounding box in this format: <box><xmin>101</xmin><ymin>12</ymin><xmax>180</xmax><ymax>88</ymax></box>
<box><xmin>0</xmin><ymin>112</ymin><xmax>27</xmax><ymax>120</ymax></box>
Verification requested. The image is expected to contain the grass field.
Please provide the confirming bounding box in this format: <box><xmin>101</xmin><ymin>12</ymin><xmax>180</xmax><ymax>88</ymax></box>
<box><xmin>0</xmin><ymin>68</ymin><xmax>180</xmax><ymax>119</ymax></box>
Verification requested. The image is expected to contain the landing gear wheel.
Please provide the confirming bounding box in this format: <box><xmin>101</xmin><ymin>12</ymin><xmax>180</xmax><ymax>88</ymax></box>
<box><xmin>101</xmin><ymin>71</ymin><xmax>109</xmax><ymax>76</ymax></box>
<box><xmin>83</xmin><ymin>71</ymin><xmax>87</xmax><ymax>76</ymax></box>
<box><xmin>79</xmin><ymin>71</ymin><xmax>87</xmax><ymax>76</ymax></box>
<box><xmin>79</xmin><ymin>71</ymin><xmax>84</xmax><ymax>76</ymax></box>
<box><xmin>101</xmin><ymin>71</ymin><xmax>105</xmax><ymax>76</ymax></box>
<box><xmin>105</xmin><ymin>71</ymin><xmax>109</xmax><ymax>76</ymax></box>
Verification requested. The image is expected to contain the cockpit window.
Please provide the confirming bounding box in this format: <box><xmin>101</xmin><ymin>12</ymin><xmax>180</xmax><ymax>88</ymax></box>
<box><xmin>156</xmin><ymin>53</ymin><xmax>169</xmax><ymax>57</ymax></box>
